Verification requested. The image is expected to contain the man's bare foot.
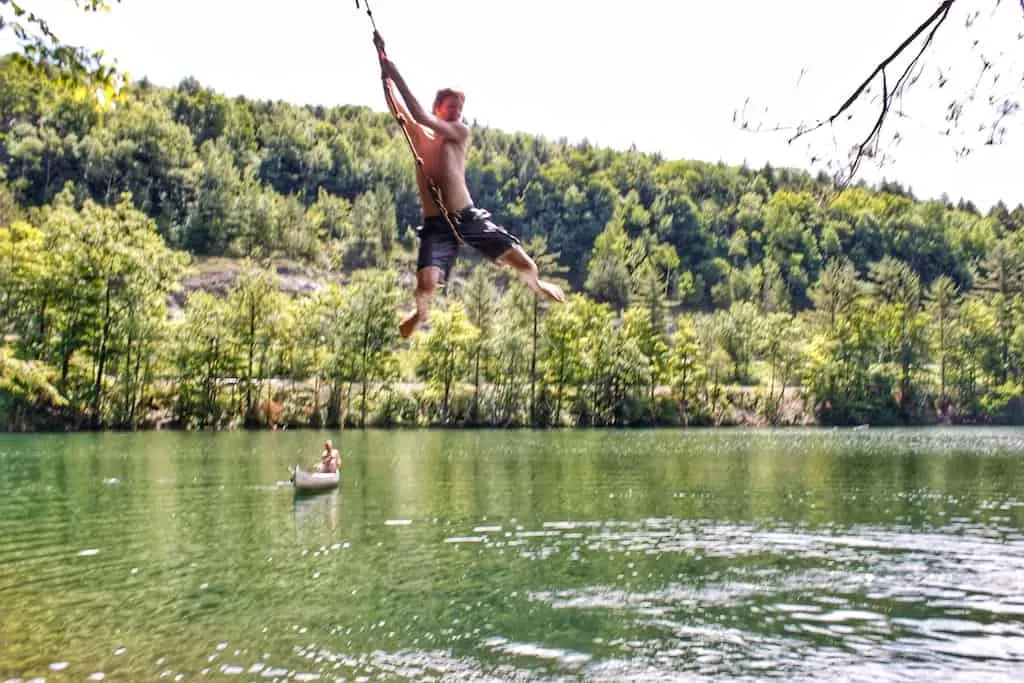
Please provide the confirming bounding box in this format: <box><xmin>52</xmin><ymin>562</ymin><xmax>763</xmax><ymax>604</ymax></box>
<box><xmin>537</xmin><ymin>279</ymin><xmax>566</xmax><ymax>303</ymax></box>
<box><xmin>399</xmin><ymin>311</ymin><xmax>421</xmax><ymax>339</ymax></box>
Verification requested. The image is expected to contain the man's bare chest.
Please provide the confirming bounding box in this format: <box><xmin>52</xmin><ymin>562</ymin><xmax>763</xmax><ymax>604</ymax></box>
<box><xmin>418</xmin><ymin>130</ymin><xmax>446</xmax><ymax>157</ymax></box>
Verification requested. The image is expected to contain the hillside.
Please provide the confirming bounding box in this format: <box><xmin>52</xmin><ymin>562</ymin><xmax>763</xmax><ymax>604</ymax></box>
<box><xmin>3</xmin><ymin>57</ymin><xmax>1024</xmax><ymax>431</ymax></box>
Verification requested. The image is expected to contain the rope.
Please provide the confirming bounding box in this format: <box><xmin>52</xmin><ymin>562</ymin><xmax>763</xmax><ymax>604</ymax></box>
<box><xmin>354</xmin><ymin>0</ymin><xmax>380</xmax><ymax>34</ymax></box>
<box><xmin>355</xmin><ymin>0</ymin><xmax>465</xmax><ymax>246</ymax></box>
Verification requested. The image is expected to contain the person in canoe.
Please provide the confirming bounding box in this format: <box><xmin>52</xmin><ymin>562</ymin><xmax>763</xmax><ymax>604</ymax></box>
<box><xmin>316</xmin><ymin>440</ymin><xmax>340</xmax><ymax>473</ymax></box>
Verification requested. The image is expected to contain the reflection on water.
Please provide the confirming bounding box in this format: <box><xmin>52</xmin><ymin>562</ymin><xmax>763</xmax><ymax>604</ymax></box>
<box><xmin>293</xmin><ymin>488</ymin><xmax>341</xmax><ymax>533</ymax></box>
<box><xmin>1</xmin><ymin>428</ymin><xmax>1023</xmax><ymax>681</ymax></box>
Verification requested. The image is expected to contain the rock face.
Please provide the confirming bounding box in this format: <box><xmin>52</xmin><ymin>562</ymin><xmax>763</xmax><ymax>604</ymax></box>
<box><xmin>167</xmin><ymin>258</ymin><xmax>343</xmax><ymax>317</ymax></box>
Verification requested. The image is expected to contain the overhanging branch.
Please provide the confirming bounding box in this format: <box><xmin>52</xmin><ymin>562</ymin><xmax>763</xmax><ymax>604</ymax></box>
<box><xmin>789</xmin><ymin>0</ymin><xmax>956</xmax><ymax>183</ymax></box>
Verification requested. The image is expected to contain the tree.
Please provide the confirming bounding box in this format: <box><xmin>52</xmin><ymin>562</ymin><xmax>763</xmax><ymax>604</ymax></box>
<box><xmin>668</xmin><ymin>315</ymin><xmax>705</xmax><ymax>425</ymax></box>
<box><xmin>622</xmin><ymin>305</ymin><xmax>669</xmax><ymax>414</ymax></box>
<box><xmin>869</xmin><ymin>256</ymin><xmax>922</xmax><ymax>308</ymax></box>
<box><xmin>226</xmin><ymin>264</ymin><xmax>284</xmax><ymax>426</ymax></box>
<box><xmin>585</xmin><ymin>217</ymin><xmax>631</xmax><ymax>309</ymax></box>
<box><xmin>926</xmin><ymin>274</ymin><xmax>960</xmax><ymax>405</ymax></box>
<box><xmin>869</xmin><ymin>257</ymin><xmax>928</xmax><ymax>416</ymax></box>
<box><xmin>0</xmin><ymin>344</ymin><xmax>65</xmax><ymax>429</ymax></box>
<box><xmin>631</xmin><ymin>258</ymin><xmax>670</xmax><ymax>332</ymax></box>
<box><xmin>947</xmin><ymin>297</ymin><xmax>1000</xmax><ymax>413</ymax></box>
<box><xmin>347</xmin><ymin>269</ymin><xmax>400</xmax><ymax>427</ymax></box>
<box><xmin>760</xmin><ymin>312</ymin><xmax>803</xmax><ymax>422</ymax></box>
<box><xmin>762</xmin><ymin>190</ymin><xmax>822</xmax><ymax>308</ymax></box>
<box><xmin>801</xmin><ymin>302</ymin><xmax>896</xmax><ymax>425</ymax></box>
<box><xmin>459</xmin><ymin>264</ymin><xmax>499</xmax><ymax>424</ymax></box>
<box><xmin>521</xmin><ymin>235</ymin><xmax>570</xmax><ymax>425</ymax></box>
<box><xmin>345</xmin><ymin>185</ymin><xmax>396</xmax><ymax>269</ymax></box>
<box><xmin>0</xmin><ymin>1</ymin><xmax>124</xmax><ymax>98</ymax></box>
<box><xmin>0</xmin><ymin>219</ymin><xmax>46</xmax><ymax>336</ymax></box>
<box><xmin>489</xmin><ymin>287</ymin><xmax>532</xmax><ymax>426</ymax></box>
<box><xmin>185</xmin><ymin>138</ymin><xmax>245</xmax><ymax>254</ymax></box>
<box><xmin>26</xmin><ymin>191</ymin><xmax>186</xmax><ymax>427</ymax></box>
<box><xmin>973</xmin><ymin>235</ymin><xmax>1024</xmax><ymax>382</ymax></box>
<box><xmin>174</xmin><ymin>291</ymin><xmax>233</xmax><ymax>428</ymax></box>
<box><xmin>77</xmin><ymin>99</ymin><xmax>201</xmax><ymax>242</ymax></box>
<box><xmin>541</xmin><ymin>296</ymin><xmax>588</xmax><ymax>426</ymax></box>
<box><xmin>414</xmin><ymin>302</ymin><xmax>477</xmax><ymax>424</ymax></box>
<box><xmin>581</xmin><ymin>307</ymin><xmax>650</xmax><ymax>426</ymax></box>
<box><xmin>712</xmin><ymin>301</ymin><xmax>762</xmax><ymax>383</ymax></box>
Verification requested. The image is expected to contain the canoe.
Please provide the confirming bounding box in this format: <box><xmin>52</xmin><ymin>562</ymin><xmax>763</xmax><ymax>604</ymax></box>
<box><xmin>291</xmin><ymin>466</ymin><xmax>340</xmax><ymax>492</ymax></box>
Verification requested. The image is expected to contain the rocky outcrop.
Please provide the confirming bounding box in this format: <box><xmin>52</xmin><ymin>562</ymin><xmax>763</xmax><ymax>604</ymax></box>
<box><xmin>168</xmin><ymin>258</ymin><xmax>343</xmax><ymax>316</ymax></box>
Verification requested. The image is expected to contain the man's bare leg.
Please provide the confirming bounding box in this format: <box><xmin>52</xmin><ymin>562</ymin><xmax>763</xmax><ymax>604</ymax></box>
<box><xmin>496</xmin><ymin>246</ymin><xmax>566</xmax><ymax>303</ymax></box>
<box><xmin>399</xmin><ymin>266</ymin><xmax>442</xmax><ymax>338</ymax></box>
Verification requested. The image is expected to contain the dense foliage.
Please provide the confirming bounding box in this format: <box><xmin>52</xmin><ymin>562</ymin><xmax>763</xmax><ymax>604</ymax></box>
<box><xmin>2</xmin><ymin>56</ymin><xmax>1024</xmax><ymax>430</ymax></box>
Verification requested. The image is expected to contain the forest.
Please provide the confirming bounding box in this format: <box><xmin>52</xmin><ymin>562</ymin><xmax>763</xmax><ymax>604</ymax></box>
<box><xmin>2</xmin><ymin>55</ymin><xmax>1024</xmax><ymax>431</ymax></box>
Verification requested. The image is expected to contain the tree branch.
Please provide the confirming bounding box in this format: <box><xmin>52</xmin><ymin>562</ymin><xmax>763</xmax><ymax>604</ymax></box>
<box><xmin>790</xmin><ymin>1</ymin><xmax>955</xmax><ymax>143</ymax></box>
<box><xmin>789</xmin><ymin>0</ymin><xmax>956</xmax><ymax>183</ymax></box>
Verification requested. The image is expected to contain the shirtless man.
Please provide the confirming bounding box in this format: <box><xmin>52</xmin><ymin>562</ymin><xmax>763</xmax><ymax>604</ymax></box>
<box><xmin>377</xmin><ymin>55</ymin><xmax>566</xmax><ymax>338</ymax></box>
<box><xmin>316</xmin><ymin>440</ymin><xmax>340</xmax><ymax>473</ymax></box>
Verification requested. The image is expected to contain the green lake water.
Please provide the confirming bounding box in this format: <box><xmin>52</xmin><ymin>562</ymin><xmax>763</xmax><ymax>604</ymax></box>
<box><xmin>1</xmin><ymin>428</ymin><xmax>1023</xmax><ymax>681</ymax></box>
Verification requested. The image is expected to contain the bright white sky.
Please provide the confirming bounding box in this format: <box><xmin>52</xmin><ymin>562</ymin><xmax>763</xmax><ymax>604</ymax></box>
<box><xmin>4</xmin><ymin>0</ymin><xmax>1023</xmax><ymax>209</ymax></box>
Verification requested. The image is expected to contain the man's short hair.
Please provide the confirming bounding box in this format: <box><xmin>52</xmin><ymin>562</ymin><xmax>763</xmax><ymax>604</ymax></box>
<box><xmin>433</xmin><ymin>88</ymin><xmax>465</xmax><ymax>110</ymax></box>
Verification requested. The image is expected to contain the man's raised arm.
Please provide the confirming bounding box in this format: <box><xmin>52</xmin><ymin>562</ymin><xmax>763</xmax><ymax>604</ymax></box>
<box><xmin>373</xmin><ymin>33</ymin><xmax>419</xmax><ymax>133</ymax></box>
<box><xmin>381</xmin><ymin>76</ymin><xmax>416</xmax><ymax>128</ymax></box>
<box><xmin>380</xmin><ymin>57</ymin><xmax>469</xmax><ymax>143</ymax></box>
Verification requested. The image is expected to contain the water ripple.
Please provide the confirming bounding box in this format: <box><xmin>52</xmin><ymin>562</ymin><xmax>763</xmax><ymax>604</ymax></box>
<box><xmin>4</xmin><ymin>429</ymin><xmax>1024</xmax><ymax>681</ymax></box>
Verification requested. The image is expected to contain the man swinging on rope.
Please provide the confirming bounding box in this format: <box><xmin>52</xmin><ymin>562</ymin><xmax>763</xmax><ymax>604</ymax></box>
<box><xmin>377</xmin><ymin>55</ymin><xmax>566</xmax><ymax>338</ymax></box>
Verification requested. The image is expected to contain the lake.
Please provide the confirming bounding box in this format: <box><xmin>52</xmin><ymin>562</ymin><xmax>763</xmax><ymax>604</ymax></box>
<box><xmin>2</xmin><ymin>428</ymin><xmax>1023</xmax><ymax>681</ymax></box>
